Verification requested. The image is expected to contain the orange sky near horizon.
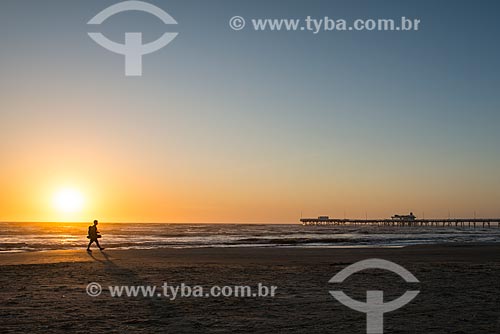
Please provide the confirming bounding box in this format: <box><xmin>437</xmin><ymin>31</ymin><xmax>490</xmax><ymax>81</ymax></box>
<box><xmin>1</xmin><ymin>134</ymin><xmax>499</xmax><ymax>223</ymax></box>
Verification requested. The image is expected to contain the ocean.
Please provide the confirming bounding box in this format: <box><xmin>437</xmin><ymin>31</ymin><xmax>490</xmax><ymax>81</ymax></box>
<box><xmin>1</xmin><ymin>222</ymin><xmax>499</xmax><ymax>253</ymax></box>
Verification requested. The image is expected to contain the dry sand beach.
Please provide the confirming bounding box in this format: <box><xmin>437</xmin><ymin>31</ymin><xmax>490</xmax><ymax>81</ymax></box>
<box><xmin>1</xmin><ymin>244</ymin><xmax>499</xmax><ymax>333</ymax></box>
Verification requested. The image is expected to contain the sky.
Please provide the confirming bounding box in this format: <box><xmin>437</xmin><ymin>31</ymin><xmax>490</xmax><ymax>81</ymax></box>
<box><xmin>1</xmin><ymin>0</ymin><xmax>499</xmax><ymax>223</ymax></box>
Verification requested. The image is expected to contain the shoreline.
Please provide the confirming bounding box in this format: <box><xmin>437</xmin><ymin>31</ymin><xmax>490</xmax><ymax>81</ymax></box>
<box><xmin>1</xmin><ymin>242</ymin><xmax>499</xmax><ymax>266</ymax></box>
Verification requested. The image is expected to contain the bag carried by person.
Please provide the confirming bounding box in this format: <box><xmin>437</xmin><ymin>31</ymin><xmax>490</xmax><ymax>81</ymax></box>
<box><xmin>87</xmin><ymin>226</ymin><xmax>101</xmax><ymax>239</ymax></box>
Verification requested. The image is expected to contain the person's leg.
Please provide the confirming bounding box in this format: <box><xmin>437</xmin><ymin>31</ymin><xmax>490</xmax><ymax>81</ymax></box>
<box><xmin>95</xmin><ymin>239</ymin><xmax>104</xmax><ymax>250</ymax></box>
<box><xmin>87</xmin><ymin>240</ymin><xmax>93</xmax><ymax>251</ymax></box>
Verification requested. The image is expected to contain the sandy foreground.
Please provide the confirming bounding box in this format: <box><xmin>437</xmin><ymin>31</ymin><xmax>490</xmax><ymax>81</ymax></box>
<box><xmin>1</xmin><ymin>244</ymin><xmax>499</xmax><ymax>333</ymax></box>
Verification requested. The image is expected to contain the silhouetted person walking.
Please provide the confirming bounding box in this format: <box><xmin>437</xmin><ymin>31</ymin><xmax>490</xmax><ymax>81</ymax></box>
<box><xmin>87</xmin><ymin>220</ymin><xmax>104</xmax><ymax>252</ymax></box>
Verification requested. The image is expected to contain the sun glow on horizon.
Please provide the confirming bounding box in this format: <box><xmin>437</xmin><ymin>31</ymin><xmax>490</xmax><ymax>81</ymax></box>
<box><xmin>53</xmin><ymin>188</ymin><xmax>84</xmax><ymax>214</ymax></box>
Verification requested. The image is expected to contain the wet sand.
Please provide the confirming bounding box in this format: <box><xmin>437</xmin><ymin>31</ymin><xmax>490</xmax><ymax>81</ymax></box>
<box><xmin>1</xmin><ymin>244</ymin><xmax>499</xmax><ymax>333</ymax></box>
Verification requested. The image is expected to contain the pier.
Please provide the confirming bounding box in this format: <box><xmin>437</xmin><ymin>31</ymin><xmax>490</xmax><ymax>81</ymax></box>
<box><xmin>301</xmin><ymin>217</ymin><xmax>500</xmax><ymax>228</ymax></box>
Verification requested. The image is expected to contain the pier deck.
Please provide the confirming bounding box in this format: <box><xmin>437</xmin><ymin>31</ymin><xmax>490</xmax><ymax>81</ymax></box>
<box><xmin>301</xmin><ymin>218</ymin><xmax>500</xmax><ymax>228</ymax></box>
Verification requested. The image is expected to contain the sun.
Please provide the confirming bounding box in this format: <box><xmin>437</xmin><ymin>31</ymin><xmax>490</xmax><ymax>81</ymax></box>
<box><xmin>53</xmin><ymin>188</ymin><xmax>84</xmax><ymax>213</ymax></box>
